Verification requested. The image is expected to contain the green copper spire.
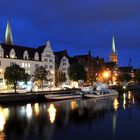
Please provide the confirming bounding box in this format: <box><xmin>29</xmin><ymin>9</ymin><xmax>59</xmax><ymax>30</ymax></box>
<box><xmin>4</xmin><ymin>19</ymin><xmax>13</xmax><ymax>45</ymax></box>
<box><xmin>112</xmin><ymin>35</ymin><xmax>116</xmax><ymax>53</ymax></box>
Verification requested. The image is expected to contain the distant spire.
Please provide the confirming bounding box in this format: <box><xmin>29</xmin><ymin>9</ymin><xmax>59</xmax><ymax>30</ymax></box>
<box><xmin>112</xmin><ymin>35</ymin><xmax>116</xmax><ymax>53</ymax></box>
<box><xmin>4</xmin><ymin>19</ymin><xmax>13</xmax><ymax>45</ymax></box>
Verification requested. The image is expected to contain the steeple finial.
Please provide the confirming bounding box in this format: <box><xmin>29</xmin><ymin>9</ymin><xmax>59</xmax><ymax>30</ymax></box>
<box><xmin>112</xmin><ymin>35</ymin><xmax>116</xmax><ymax>53</ymax></box>
<box><xmin>4</xmin><ymin>19</ymin><xmax>13</xmax><ymax>45</ymax></box>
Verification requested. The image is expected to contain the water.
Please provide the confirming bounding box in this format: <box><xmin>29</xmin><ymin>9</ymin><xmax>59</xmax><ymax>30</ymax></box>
<box><xmin>0</xmin><ymin>91</ymin><xmax>140</xmax><ymax>140</ymax></box>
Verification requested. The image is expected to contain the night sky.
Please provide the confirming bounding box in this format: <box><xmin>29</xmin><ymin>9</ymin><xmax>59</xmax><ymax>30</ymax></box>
<box><xmin>0</xmin><ymin>0</ymin><xmax>140</xmax><ymax>67</ymax></box>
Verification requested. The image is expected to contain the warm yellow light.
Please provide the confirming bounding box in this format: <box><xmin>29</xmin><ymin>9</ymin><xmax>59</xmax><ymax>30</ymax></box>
<box><xmin>103</xmin><ymin>71</ymin><xmax>110</xmax><ymax>78</ymax></box>
<box><xmin>128</xmin><ymin>91</ymin><xmax>131</xmax><ymax>100</ymax></box>
<box><xmin>113</xmin><ymin>98</ymin><xmax>119</xmax><ymax>111</ymax></box>
<box><xmin>123</xmin><ymin>93</ymin><xmax>126</xmax><ymax>109</ymax></box>
<box><xmin>34</xmin><ymin>103</ymin><xmax>40</xmax><ymax>116</ymax></box>
<box><xmin>0</xmin><ymin>107</ymin><xmax>9</xmax><ymax>132</ymax></box>
<box><xmin>48</xmin><ymin>104</ymin><xmax>56</xmax><ymax>124</ymax></box>
<box><xmin>71</xmin><ymin>101</ymin><xmax>78</xmax><ymax>110</ymax></box>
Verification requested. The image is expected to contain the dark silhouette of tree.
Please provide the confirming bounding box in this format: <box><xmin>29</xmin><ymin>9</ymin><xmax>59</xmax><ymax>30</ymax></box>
<box><xmin>4</xmin><ymin>64</ymin><xmax>30</xmax><ymax>93</ymax></box>
<box><xmin>118</xmin><ymin>73</ymin><xmax>132</xmax><ymax>82</ymax></box>
<box><xmin>32</xmin><ymin>66</ymin><xmax>48</xmax><ymax>91</ymax></box>
<box><xmin>55</xmin><ymin>70</ymin><xmax>66</xmax><ymax>87</ymax></box>
<box><xmin>68</xmin><ymin>63</ymin><xmax>86</xmax><ymax>81</ymax></box>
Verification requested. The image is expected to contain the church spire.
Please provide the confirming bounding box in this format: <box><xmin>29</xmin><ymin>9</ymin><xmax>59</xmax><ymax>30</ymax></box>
<box><xmin>4</xmin><ymin>19</ymin><xmax>13</xmax><ymax>45</ymax></box>
<box><xmin>112</xmin><ymin>35</ymin><xmax>116</xmax><ymax>53</ymax></box>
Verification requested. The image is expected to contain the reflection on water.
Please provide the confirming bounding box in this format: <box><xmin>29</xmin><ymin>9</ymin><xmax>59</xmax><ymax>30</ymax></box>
<box><xmin>26</xmin><ymin>104</ymin><xmax>32</xmax><ymax>119</ymax></box>
<box><xmin>34</xmin><ymin>103</ymin><xmax>40</xmax><ymax>116</ymax></box>
<box><xmin>0</xmin><ymin>107</ymin><xmax>9</xmax><ymax>131</ymax></box>
<box><xmin>70</xmin><ymin>101</ymin><xmax>78</xmax><ymax>110</ymax></box>
<box><xmin>123</xmin><ymin>93</ymin><xmax>126</xmax><ymax>109</ymax></box>
<box><xmin>0</xmin><ymin>91</ymin><xmax>139</xmax><ymax>140</ymax></box>
<box><xmin>48</xmin><ymin>104</ymin><xmax>57</xmax><ymax>124</ymax></box>
<box><xmin>113</xmin><ymin>98</ymin><xmax>119</xmax><ymax>111</ymax></box>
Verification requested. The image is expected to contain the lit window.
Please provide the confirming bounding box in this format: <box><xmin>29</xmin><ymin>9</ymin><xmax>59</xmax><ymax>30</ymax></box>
<box><xmin>22</xmin><ymin>63</ymin><xmax>24</xmax><ymax>67</ymax></box>
<box><xmin>28</xmin><ymin>71</ymin><xmax>30</xmax><ymax>74</ymax></box>
<box><xmin>0</xmin><ymin>69</ymin><xmax>3</xmax><ymax>74</ymax></box>
<box><xmin>25</xmin><ymin>63</ymin><xmax>27</xmax><ymax>67</ymax></box>
<box><xmin>28</xmin><ymin>63</ymin><xmax>30</xmax><ymax>68</ymax></box>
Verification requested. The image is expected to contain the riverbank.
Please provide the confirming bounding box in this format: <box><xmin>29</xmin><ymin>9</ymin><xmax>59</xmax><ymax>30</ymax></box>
<box><xmin>0</xmin><ymin>89</ymin><xmax>79</xmax><ymax>103</ymax></box>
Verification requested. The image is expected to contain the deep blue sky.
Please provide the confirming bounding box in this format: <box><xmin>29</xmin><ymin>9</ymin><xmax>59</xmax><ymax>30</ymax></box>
<box><xmin>0</xmin><ymin>0</ymin><xmax>140</xmax><ymax>67</ymax></box>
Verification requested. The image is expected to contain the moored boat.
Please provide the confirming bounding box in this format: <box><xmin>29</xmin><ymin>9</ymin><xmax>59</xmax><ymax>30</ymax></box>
<box><xmin>83</xmin><ymin>89</ymin><xmax>118</xmax><ymax>98</ymax></box>
<box><xmin>45</xmin><ymin>91</ymin><xmax>83</xmax><ymax>101</ymax></box>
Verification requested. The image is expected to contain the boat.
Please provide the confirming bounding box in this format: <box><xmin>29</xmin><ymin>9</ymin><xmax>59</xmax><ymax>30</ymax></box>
<box><xmin>83</xmin><ymin>89</ymin><xmax>118</xmax><ymax>98</ymax></box>
<box><xmin>45</xmin><ymin>91</ymin><xmax>83</xmax><ymax>101</ymax></box>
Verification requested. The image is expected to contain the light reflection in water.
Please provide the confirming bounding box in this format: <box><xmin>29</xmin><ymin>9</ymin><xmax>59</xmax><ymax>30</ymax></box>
<box><xmin>70</xmin><ymin>101</ymin><xmax>78</xmax><ymax>110</ymax></box>
<box><xmin>26</xmin><ymin>104</ymin><xmax>32</xmax><ymax>119</ymax></box>
<box><xmin>123</xmin><ymin>93</ymin><xmax>126</xmax><ymax>109</ymax></box>
<box><xmin>0</xmin><ymin>107</ymin><xmax>9</xmax><ymax>132</ymax></box>
<box><xmin>128</xmin><ymin>91</ymin><xmax>131</xmax><ymax>100</ymax></box>
<box><xmin>113</xmin><ymin>98</ymin><xmax>119</xmax><ymax>111</ymax></box>
<box><xmin>34</xmin><ymin>103</ymin><xmax>40</xmax><ymax>116</ymax></box>
<box><xmin>48</xmin><ymin>104</ymin><xmax>57</xmax><ymax>124</ymax></box>
<box><xmin>132</xmin><ymin>97</ymin><xmax>135</xmax><ymax>104</ymax></box>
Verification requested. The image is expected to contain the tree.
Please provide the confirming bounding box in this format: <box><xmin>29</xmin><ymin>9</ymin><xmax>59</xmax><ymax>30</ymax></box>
<box><xmin>4</xmin><ymin>64</ymin><xmax>30</xmax><ymax>93</ymax></box>
<box><xmin>68</xmin><ymin>63</ymin><xmax>86</xmax><ymax>81</ymax></box>
<box><xmin>118</xmin><ymin>73</ymin><xmax>132</xmax><ymax>82</ymax></box>
<box><xmin>32</xmin><ymin>66</ymin><xmax>48</xmax><ymax>91</ymax></box>
<box><xmin>55</xmin><ymin>70</ymin><xmax>66</xmax><ymax>86</ymax></box>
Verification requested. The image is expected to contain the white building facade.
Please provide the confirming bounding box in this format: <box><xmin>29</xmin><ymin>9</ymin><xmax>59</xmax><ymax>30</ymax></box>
<box><xmin>0</xmin><ymin>41</ymin><xmax>55</xmax><ymax>89</ymax></box>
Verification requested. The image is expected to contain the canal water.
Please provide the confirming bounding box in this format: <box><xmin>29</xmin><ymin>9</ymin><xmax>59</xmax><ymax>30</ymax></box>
<box><xmin>0</xmin><ymin>91</ymin><xmax>140</xmax><ymax>140</ymax></box>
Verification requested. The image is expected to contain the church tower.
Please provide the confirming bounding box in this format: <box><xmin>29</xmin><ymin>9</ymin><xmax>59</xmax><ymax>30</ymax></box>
<box><xmin>4</xmin><ymin>19</ymin><xmax>13</xmax><ymax>45</ymax></box>
<box><xmin>109</xmin><ymin>35</ymin><xmax>118</xmax><ymax>64</ymax></box>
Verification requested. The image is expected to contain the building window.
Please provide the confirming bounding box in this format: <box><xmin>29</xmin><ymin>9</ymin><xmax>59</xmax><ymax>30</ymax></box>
<box><xmin>22</xmin><ymin>63</ymin><xmax>24</xmax><ymax>67</ymax></box>
<box><xmin>10</xmin><ymin>62</ymin><xmax>15</xmax><ymax>66</ymax></box>
<box><xmin>44</xmin><ymin>65</ymin><xmax>48</xmax><ymax>69</ymax></box>
<box><xmin>0</xmin><ymin>69</ymin><xmax>3</xmax><ymax>74</ymax></box>
<box><xmin>44</xmin><ymin>58</ymin><xmax>48</xmax><ymax>62</ymax></box>
<box><xmin>25</xmin><ymin>63</ymin><xmax>27</xmax><ymax>67</ymax></box>
<box><xmin>63</xmin><ymin>59</ymin><xmax>66</xmax><ymax>61</ymax></box>
<box><xmin>0</xmin><ymin>78</ymin><xmax>3</xmax><ymax>83</ymax></box>
<box><xmin>28</xmin><ymin>63</ymin><xmax>30</xmax><ymax>68</ymax></box>
<box><xmin>0</xmin><ymin>53</ymin><xmax>3</xmax><ymax>58</ymax></box>
<box><xmin>46</xmin><ymin>54</ymin><xmax>51</xmax><ymax>57</ymax></box>
<box><xmin>49</xmin><ymin>59</ymin><xmax>53</xmax><ymax>62</ymax></box>
<box><xmin>35</xmin><ymin>64</ymin><xmax>39</xmax><ymax>68</ymax></box>
<box><xmin>49</xmin><ymin>65</ymin><xmax>53</xmax><ymax>69</ymax></box>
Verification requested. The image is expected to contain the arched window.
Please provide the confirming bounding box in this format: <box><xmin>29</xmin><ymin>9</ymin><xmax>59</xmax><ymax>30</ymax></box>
<box><xmin>9</xmin><ymin>49</ymin><xmax>16</xmax><ymax>58</ymax></box>
<box><xmin>23</xmin><ymin>50</ymin><xmax>29</xmax><ymax>59</ymax></box>
<box><xmin>34</xmin><ymin>52</ymin><xmax>39</xmax><ymax>60</ymax></box>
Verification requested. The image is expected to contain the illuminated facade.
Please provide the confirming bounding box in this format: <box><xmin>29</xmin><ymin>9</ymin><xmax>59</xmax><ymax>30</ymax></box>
<box><xmin>0</xmin><ymin>20</ymin><xmax>55</xmax><ymax>89</ymax></box>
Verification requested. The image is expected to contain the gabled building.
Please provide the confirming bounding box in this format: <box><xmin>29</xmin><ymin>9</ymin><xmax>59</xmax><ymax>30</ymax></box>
<box><xmin>54</xmin><ymin>50</ymin><xmax>70</xmax><ymax>85</ymax></box>
<box><xmin>0</xmin><ymin>20</ymin><xmax>55</xmax><ymax>89</ymax></box>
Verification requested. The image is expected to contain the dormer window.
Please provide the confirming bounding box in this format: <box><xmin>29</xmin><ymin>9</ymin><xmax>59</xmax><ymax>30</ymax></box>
<box><xmin>23</xmin><ymin>50</ymin><xmax>29</xmax><ymax>60</ymax></box>
<box><xmin>34</xmin><ymin>52</ymin><xmax>39</xmax><ymax>61</ymax></box>
<box><xmin>9</xmin><ymin>49</ymin><xmax>16</xmax><ymax>58</ymax></box>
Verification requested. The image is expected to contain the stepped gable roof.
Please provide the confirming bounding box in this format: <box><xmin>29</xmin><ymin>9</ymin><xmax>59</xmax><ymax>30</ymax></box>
<box><xmin>1</xmin><ymin>43</ymin><xmax>39</xmax><ymax>60</ymax></box>
<box><xmin>54</xmin><ymin>49</ymin><xmax>69</xmax><ymax>67</ymax></box>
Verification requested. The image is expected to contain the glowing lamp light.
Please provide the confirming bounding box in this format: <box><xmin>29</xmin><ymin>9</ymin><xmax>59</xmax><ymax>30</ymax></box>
<box><xmin>48</xmin><ymin>104</ymin><xmax>56</xmax><ymax>124</ymax></box>
<box><xmin>103</xmin><ymin>71</ymin><xmax>110</xmax><ymax>78</ymax></box>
